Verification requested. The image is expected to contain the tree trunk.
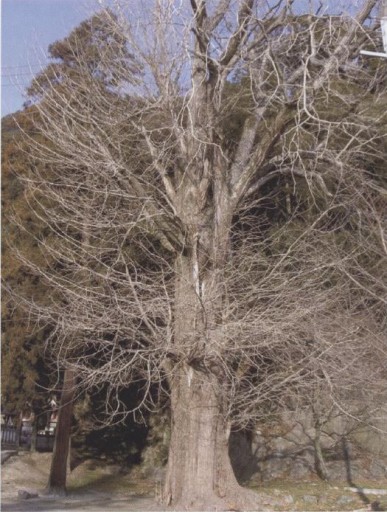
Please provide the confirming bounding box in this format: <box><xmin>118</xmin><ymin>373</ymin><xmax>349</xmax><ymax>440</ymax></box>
<box><xmin>313</xmin><ymin>426</ymin><xmax>330</xmax><ymax>481</ymax></box>
<box><xmin>162</xmin><ymin>254</ymin><xmax>260</xmax><ymax>510</ymax></box>
<box><xmin>163</xmin><ymin>366</ymin><xmax>259</xmax><ymax>510</ymax></box>
<box><xmin>46</xmin><ymin>368</ymin><xmax>76</xmax><ymax>496</ymax></box>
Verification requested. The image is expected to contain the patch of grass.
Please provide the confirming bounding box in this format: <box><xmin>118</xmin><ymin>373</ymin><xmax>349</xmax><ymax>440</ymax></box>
<box><xmin>249</xmin><ymin>480</ymin><xmax>387</xmax><ymax>511</ymax></box>
<box><xmin>67</xmin><ymin>464</ymin><xmax>154</xmax><ymax>496</ymax></box>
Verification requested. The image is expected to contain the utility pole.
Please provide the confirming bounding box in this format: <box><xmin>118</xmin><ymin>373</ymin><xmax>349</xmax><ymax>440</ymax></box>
<box><xmin>382</xmin><ymin>0</ymin><xmax>387</xmax><ymax>51</ymax></box>
<box><xmin>361</xmin><ymin>0</ymin><xmax>387</xmax><ymax>58</ymax></box>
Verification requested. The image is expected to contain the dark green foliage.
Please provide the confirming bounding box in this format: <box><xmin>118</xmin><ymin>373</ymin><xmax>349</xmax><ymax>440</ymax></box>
<box><xmin>1</xmin><ymin>110</ymin><xmax>54</xmax><ymax>414</ymax></box>
<box><xmin>27</xmin><ymin>9</ymin><xmax>140</xmax><ymax>102</ymax></box>
<box><xmin>2</xmin><ymin>10</ymin><xmax>149</xmax><ymax>459</ymax></box>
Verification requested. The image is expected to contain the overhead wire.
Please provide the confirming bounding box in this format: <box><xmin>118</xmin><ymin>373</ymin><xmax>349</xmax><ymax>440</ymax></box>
<box><xmin>1</xmin><ymin>62</ymin><xmax>46</xmax><ymax>79</ymax></box>
<box><xmin>1</xmin><ymin>64</ymin><xmax>42</xmax><ymax>88</ymax></box>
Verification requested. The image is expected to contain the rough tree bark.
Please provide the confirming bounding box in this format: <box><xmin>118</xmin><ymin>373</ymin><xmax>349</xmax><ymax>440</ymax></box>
<box><xmin>15</xmin><ymin>1</ymin><xmax>386</xmax><ymax>510</ymax></box>
<box><xmin>46</xmin><ymin>368</ymin><xmax>76</xmax><ymax>495</ymax></box>
<box><xmin>164</xmin><ymin>368</ymin><xmax>245</xmax><ymax>509</ymax></box>
<box><xmin>313</xmin><ymin>427</ymin><xmax>330</xmax><ymax>482</ymax></box>
<box><xmin>163</xmin><ymin>245</ymin><xmax>258</xmax><ymax>508</ymax></box>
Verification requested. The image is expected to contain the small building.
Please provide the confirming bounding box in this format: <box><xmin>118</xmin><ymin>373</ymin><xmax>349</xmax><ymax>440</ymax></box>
<box><xmin>1</xmin><ymin>396</ymin><xmax>59</xmax><ymax>451</ymax></box>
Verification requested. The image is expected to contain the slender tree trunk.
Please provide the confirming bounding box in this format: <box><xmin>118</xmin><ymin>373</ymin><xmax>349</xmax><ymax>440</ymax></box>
<box><xmin>313</xmin><ymin>415</ymin><xmax>330</xmax><ymax>481</ymax></box>
<box><xmin>46</xmin><ymin>368</ymin><xmax>76</xmax><ymax>496</ymax></box>
<box><xmin>313</xmin><ymin>433</ymin><xmax>330</xmax><ymax>481</ymax></box>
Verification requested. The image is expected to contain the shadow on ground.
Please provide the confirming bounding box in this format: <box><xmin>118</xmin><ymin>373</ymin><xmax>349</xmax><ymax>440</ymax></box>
<box><xmin>343</xmin><ymin>438</ymin><xmax>385</xmax><ymax>511</ymax></box>
<box><xmin>1</xmin><ymin>493</ymin><xmax>162</xmax><ymax>512</ymax></box>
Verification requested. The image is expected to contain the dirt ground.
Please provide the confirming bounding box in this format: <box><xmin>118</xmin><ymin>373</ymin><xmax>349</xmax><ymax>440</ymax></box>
<box><xmin>2</xmin><ymin>451</ymin><xmax>387</xmax><ymax>511</ymax></box>
<box><xmin>1</xmin><ymin>451</ymin><xmax>163</xmax><ymax>511</ymax></box>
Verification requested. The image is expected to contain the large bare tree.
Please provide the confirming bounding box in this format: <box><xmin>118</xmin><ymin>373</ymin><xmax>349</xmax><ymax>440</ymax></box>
<box><xmin>16</xmin><ymin>1</ymin><xmax>386</xmax><ymax>509</ymax></box>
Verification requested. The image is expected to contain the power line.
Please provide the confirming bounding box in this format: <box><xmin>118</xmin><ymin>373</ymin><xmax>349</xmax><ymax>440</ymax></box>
<box><xmin>1</xmin><ymin>64</ymin><xmax>44</xmax><ymax>70</ymax></box>
<box><xmin>1</xmin><ymin>72</ymin><xmax>38</xmax><ymax>78</ymax></box>
<box><xmin>1</xmin><ymin>83</ymin><xmax>30</xmax><ymax>88</ymax></box>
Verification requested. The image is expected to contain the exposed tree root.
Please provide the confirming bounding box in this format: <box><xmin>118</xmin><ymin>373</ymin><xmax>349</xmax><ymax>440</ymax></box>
<box><xmin>167</xmin><ymin>486</ymin><xmax>287</xmax><ymax>511</ymax></box>
<box><xmin>42</xmin><ymin>485</ymin><xmax>67</xmax><ymax>497</ymax></box>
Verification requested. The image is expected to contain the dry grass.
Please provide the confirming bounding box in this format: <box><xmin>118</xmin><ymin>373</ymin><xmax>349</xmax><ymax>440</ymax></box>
<box><xmin>2</xmin><ymin>452</ymin><xmax>387</xmax><ymax>510</ymax></box>
<box><xmin>67</xmin><ymin>459</ymin><xmax>155</xmax><ymax>495</ymax></box>
<box><xmin>251</xmin><ymin>479</ymin><xmax>387</xmax><ymax>511</ymax></box>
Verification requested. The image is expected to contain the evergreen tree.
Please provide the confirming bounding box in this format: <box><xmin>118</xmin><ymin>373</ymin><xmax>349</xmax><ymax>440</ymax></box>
<box><xmin>3</xmin><ymin>8</ymin><xmax>142</xmax><ymax>494</ymax></box>
<box><xmin>31</xmin><ymin>9</ymin><xmax>141</xmax><ymax>496</ymax></box>
<box><xmin>2</xmin><ymin>110</ymin><xmax>53</xmax><ymax>422</ymax></box>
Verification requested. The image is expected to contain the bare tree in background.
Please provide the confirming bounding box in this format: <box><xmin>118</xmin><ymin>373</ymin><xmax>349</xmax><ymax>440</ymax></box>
<box><xmin>14</xmin><ymin>1</ymin><xmax>386</xmax><ymax>509</ymax></box>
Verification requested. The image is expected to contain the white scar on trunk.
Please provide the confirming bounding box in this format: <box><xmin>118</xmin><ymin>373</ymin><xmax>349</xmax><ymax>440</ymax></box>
<box><xmin>192</xmin><ymin>232</ymin><xmax>200</xmax><ymax>297</ymax></box>
<box><xmin>187</xmin><ymin>366</ymin><xmax>194</xmax><ymax>387</ymax></box>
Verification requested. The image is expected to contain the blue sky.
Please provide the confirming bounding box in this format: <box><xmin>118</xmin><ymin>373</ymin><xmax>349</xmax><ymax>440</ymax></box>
<box><xmin>1</xmin><ymin>0</ymin><xmax>98</xmax><ymax>117</ymax></box>
<box><xmin>1</xmin><ymin>0</ymin><xmax>379</xmax><ymax>117</ymax></box>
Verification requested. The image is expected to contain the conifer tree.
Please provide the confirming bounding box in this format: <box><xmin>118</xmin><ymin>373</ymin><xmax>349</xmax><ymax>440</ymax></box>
<box><xmin>2</xmin><ymin>110</ymin><xmax>52</xmax><ymax>423</ymax></box>
<box><xmin>6</xmin><ymin>9</ymin><xmax>142</xmax><ymax>495</ymax></box>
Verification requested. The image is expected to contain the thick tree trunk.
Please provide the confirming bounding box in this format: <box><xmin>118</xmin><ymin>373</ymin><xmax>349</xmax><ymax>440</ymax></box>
<box><xmin>46</xmin><ymin>368</ymin><xmax>76</xmax><ymax>496</ymax></box>
<box><xmin>163</xmin><ymin>366</ymin><xmax>259</xmax><ymax>510</ymax></box>
<box><xmin>162</xmin><ymin>254</ymin><xmax>260</xmax><ymax>510</ymax></box>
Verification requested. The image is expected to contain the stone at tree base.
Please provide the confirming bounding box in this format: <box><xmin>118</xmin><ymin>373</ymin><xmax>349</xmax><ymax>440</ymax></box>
<box><xmin>42</xmin><ymin>485</ymin><xmax>67</xmax><ymax>497</ymax></box>
<box><xmin>18</xmin><ymin>489</ymin><xmax>39</xmax><ymax>499</ymax></box>
<box><xmin>272</xmin><ymin>489</ymin><xmax>294</xmax><ymax>505</ymax></box>
<box><xmin>302</xmin><ymin>494</ymin><xmax>318</xmax><ymax>504</ymax></box>
<box><xmin>336</xmin><ymin>495</ymin><xmax>355</xmax><ymax>505</ymax></box>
